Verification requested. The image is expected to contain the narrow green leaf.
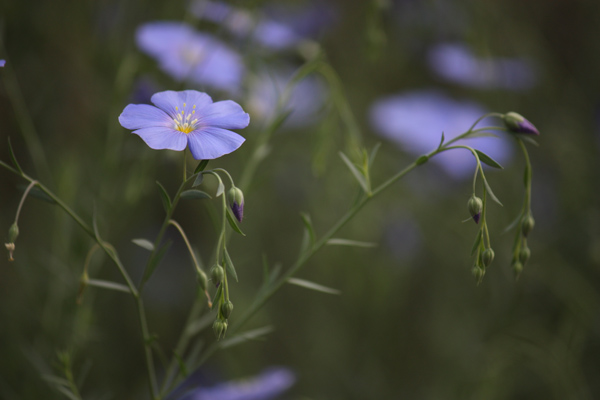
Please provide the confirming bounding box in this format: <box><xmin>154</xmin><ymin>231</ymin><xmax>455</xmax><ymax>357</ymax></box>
<box><xmin>7</xmin><ymin>137</ymin><xmax>24</xmax><ymax>175</ymax></box>
<box><xmin>142</xmin><ymin>241</ymin><xmax>171</xmax><ymax>284</ymax></box>
<box><xmin>518</xmin><ymin>135</ymin><xmax>539</xmax><ymax>146</ymax></box>
<box><xmin>437</xmin><ymin>131</ymin><xmax>445</xmax><ymax>149</ymax></box>
<box><xmin>226</xmin><ymin>208</ymin><xmax>245</xmax><ymax>236</ymax></box>
<box><xmin>20</xmin><ymin>185</ymin><xmax>56</xmax><ymax>204</ymax></box>
<box><xmin>216</xmin><ymin>180</ymin><xmax>225</xmax><ymax>197</ymax></box>
<box><xmin>156</xmin><ymin>181</ymin><xmax>172</xmax><ymax>213</ymax></box>
<box><xmin>368</xmin><ymin>142</ymin><xmax>382</xmax><ymax>167</ymax></box>
<box><xmin>471</xmin><ymin>231</ymin><xmax>483</xmax><ymax>256</ymax></box>
<box><xmin>132</xmin><ymin>238</ymin><xmax>154</xmax><ymax>251</ymax></box>
<box><xmin>268</xmin><ymin>109</ymin><xmax>293</xmax><ymax>134</ymax></box>
<box><xmin>503</xmin><ymin>213</ymin><xmax>523</xmax><ymax>233</ymax></box>
<box><xmin>211</xmin><ymin>284</ymin><xmax>223</xmax><ymax>308</ymax></box>
<box><xmin>223</xmin><ymin>247</ymin><xmax>238</xmax><ymax>282</ymax></box>
<box><xmin>288</xmin><ymin>277</ymin><xmax>341</xmax><ymax>295</ymax></box>
<box><xmin>194</xmin><ymin>160</ymin><xmax>210</xmax><ymax>174</ymax></box>
<box><xmin>300</xmin><ymin>212</ymin><xmax>316</xmax><ymax>246</ymax></box>
<box><xmin>86</xmin><ymin>279</ymin><xmax>131</xmax><ymax>293</ymax></box>
<box><xmin>192</xmin><ymin>173</ymin><xmax>204</xmax><ymax>187</ymax></box>
<box><xmin>181</xmin><ymin>189</ymin><xmax>212</xmax><ymax>200</ymax></box>
<box><xmin>173</xmin><ymin>352</ymin><xmax>189</xmax><ymax>379</ymax></box>
<box><xmin>219</xmin><ymin>326</ymin><xmax>274</xmax><ymax>349</ymax></box>
<box><xmin>339</xmin><ymin>151</ymin><xmax>369</xmax><ymax>193</ymax></box>
<box><xmin>55</xmin><ymin>386</ymin><xmax>80</xmax><ymax>400</ymax></box>
<box><xmin>326</xmin><ymin>238</ymin><xmax>378</xmax><ymax>248</ymax></box>
<box><xmin>475</xmin><ymin>150</ymin><xmax>504</xmax><ymax>169</ymax></box>
<box><xmin>262</xmin><ymin>254</ymin><xmax>270</xmax><ymax>285</ymax></box>
<box><xmin>483</xmin><ymin>178</ymin><xmax>503</xmax><ymax>206</ymax></box>
<box><xmin>42</xmin><ymin>374</ymin><xmax>71</xmax><ymax>387</ymax></box>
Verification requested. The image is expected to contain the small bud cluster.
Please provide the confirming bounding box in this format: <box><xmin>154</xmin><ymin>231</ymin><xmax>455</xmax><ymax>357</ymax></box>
<box><xmin>511</xmin><ymin>213</ymin><xmax>534</xmax><ymax>280</ymax></box>
<box><xmin>209</xmin><ymin>262</ymin><xmax>234</xmax><ymax>340</ymax></box>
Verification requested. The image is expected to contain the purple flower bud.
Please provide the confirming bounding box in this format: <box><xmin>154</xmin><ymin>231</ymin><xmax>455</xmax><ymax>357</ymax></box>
<box><xmin>228</xmin><ymin>186</ymin><xmax>244</xmax><ymax>222</ymax></box>
<box><xmin>467</xmin><ymin>195</ymin><xmax>483</xmax><ymax>224</ymax></box>
<box><xmin>503</xmin><ymin>112</ymin><xmax>539</xmax><ymax>135</ymax></box>
<box><xmin>0</xmin><ymin>60</ymin><xmax>6</xmax><ymax>67</ymax></box>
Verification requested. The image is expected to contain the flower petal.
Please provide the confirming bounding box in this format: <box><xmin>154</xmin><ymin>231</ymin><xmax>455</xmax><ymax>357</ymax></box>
<box><xmin>133</xmin><ymin>127</ymin><xmax>188</xmax><ymax>151</ymax></box>
<box><xmin>187</xmin><ymin>127</ymin><xmax>245</xmax><ymax>160</ymax></box>
<box><xmin>118</xmin><ymin>104</ymin><xmax>172</xmax><ymax>130</ymax></box>
<box><xmin>151</xmin><ymin>90</ymin><xmax>213</xmax><ymax>117</ymax></box>
<box><xmin>198</xmin><ymin>100</ymin><xmax>250</xmax><ymax>129</ymax></box>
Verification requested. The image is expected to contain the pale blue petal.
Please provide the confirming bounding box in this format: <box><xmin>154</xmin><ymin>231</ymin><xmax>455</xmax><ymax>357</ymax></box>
<box><xmin>198</xmin><ymin>100</ymin><xmax>250</xmax><ymax>129</ymax></box>
<box><xmin>151</xmin><ymin>90</ymin><xmax>213</xmax><ymax>117</ymax></box>
<box><xmin>119</xmin><ymin>104</ymin><xmax>172</xmax><ymax>130</ymax></box>
<box><xmin>187</xmin><ymin>127</ymin><xmax>245</xmax><ymax>160</ymax></box>
<box><xmin>133</xmin><ymin>127</ymin><xmax>188</xmax><ymax>151</ymax></box>
<box><xmin>136</xmin><ymin>22</ymin><xmax>195</xmax><ymax>58</ymax></box>
<box><xmin>0</xmin><ymin>60</ymin><xmax>6</xmax><ymax>67</ymax></box>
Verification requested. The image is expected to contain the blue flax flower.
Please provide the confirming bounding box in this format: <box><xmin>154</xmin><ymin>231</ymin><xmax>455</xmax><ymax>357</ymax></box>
<box><xmin>177</xmin><ymin>367</ymin><xmax>295</xmax><ymax>400</ymax></box>
<box><xmin>136</xmin><ymin>22</ymin><xmax>244</xmax><ymax>93</ymax></box>
<box><xmin>119</xmin><ymin>90</ymin><xmax>249</xmax><ymax>160</ymax></box>
<box><xmin>0</xmin><ymin>60</ymin><xmax>5</xmax><ymax>67</ymax></box>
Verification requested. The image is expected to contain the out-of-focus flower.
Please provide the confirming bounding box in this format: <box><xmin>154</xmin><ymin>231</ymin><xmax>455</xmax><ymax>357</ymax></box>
<box><xmin>369</xmin><ymin>90</ymin><xmax>512</xmax><ymax>178</ymax></box>
<box><xmin>178</xmin><ymin>367</ymin><xmax>296</xmax><ymax>400</ymax></box>
<box><xmin>246</xmin><ymin>67</ymin><xmax>325</xmax><ymax>128</ymax></box>
<box><xmin>136</xmin><ymin>22</ymin><xmax>244</xmax><ymax>93</ymax></box>
<box><xmin>190</xmin><ymin>1</ymin><xmax>336</xmax><ymax>51</ymax></box>
<box><xmin>428</xmin><ymin>43</ymin><xmax>536</xmax><ymax>90</ymax></box>
<box><xmin>119</xmin><ymin>90</ymin><xmax>249</xmax><ymax>160</ymax></box>
<box><xmin>0</xmin><ymin>60</ymin><xmax>6</xmax><ymax>67</ymax></box>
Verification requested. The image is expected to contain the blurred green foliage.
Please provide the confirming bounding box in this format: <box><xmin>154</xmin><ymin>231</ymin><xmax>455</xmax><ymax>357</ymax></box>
<box><xmin>1</xmin><ymin>0</ymin><xmax>600</xmax><ymax>399</ymax></box>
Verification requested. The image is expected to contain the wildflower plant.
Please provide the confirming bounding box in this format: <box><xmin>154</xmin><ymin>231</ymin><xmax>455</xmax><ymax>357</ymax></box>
<box><xmin>0</xmin><ymin>9</ymin><xmax>543</xmax><ymax>400</ymax></box>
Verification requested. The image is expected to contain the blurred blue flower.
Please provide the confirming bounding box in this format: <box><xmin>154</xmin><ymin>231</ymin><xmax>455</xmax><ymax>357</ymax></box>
<box><xmin>0</xmin><ymin>59</ymin><xmax>5</xmax><ymax>67</ymax></box>
<box><xmin>428</xmin><ymin>43</ymin><xmax>536</xmax><ymax>90</ymax></box>
<box><xmin>178</xmin><ymin>367</ymin><xmax>296</xmax><ymax>400</ymax></box>
<box><xmin>119</xmin><ymin>90</ymin><xmax>249</xmax><ymax>160</ymax></box>
<box><xmin>190</xmin><ymin>1</ymin><xmax>336</xmax><ymax>51</ymax></box>
<box><xmin>136</xmin><ymin>22</ymin><xmax>244</xmax><ymax>93</ymax></box>
<box><xmin>246</xmin><ymin>67</ymin><xmax>326</xmax><ymax>128</ymax></box>
<box><xmin>369</xmin><ymin>90</ymin><xmax>512</xmax><ymax>178</ymax></box>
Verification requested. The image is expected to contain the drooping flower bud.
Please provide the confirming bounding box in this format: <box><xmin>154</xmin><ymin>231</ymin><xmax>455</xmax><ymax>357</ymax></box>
<box><xmin>197</xmin><ymin>269</ymin><xmax>208</xmax><ymax>291</ymax></box>
<box><xmin>521</xmin><ymin>214</ymin><xmax>535</xmax><ymax>237</ymax></box>
<box><xmin>512</xmin><ymin>261</ymin><xmax>523</xmax><ymax>279</ymax></box>
<box><xmin>212</xmin><ymin>318</ymin><xmax>228</xmax><ymax>339</ymax></box>
<box><xmin>210</xmin><ymin>264</ymin><xmax>224</xmax><ymax>286</ymax></box>
<box><xmin>519</xmin><ymin>246</ymin><xmax>531</xmax><ymax>264</ymax></box>
<box><xmin>221</xmin><ymin>300</ymin><xmax>234</xmax><ymax>319</ymax></box>
<box><xmin>228</xmin><ymin>186</ymin><xmax>245</xmax><ymax>222</ymax></box>
<box><xmin>503</xmin><ymin>112</ymin><xmax>539</xmax><ymax>135</ymax></box>
<box><xmin>471</xmin><ymin>266</ymin><xmax>484</xmax><ymax>283</ymax></box>
<box><xmin>482</xmin><ymin>248</ymin><xmax>495</xmax><ymax>267</ymax></box>
<box><xmin>8</xmin><ymin>223</ymin><xmax>19</xmax><ymax>243</ymax></box>
<box><xmin>468</xmin><ymin>195</ymin><xmax>483</xmax><ymax>224</ymax></box>
<box><xmin>5</xmin><ymin>243</ymin><xmax>15</xmax><ymax>261</ymax></box>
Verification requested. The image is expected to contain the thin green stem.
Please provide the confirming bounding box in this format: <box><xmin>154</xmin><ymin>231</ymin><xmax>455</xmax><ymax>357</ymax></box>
<box><xmin>13</xmin><ymin>180</ymin><xmax>37</xmax><ymax>224</ymax></box>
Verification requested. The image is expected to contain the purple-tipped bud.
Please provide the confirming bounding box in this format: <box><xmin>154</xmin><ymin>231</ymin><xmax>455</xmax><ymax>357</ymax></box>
<box><xmin>503</xmin><ymin>112</ymin><xmax>539</xmax><ymax>135</ymax></box>
<box><xmin>228</xmin><ymin>186</ymin><xmax>245</xmax><ymax>222</ymax></box>
<box><xmin>467</xmin><ymin>195</ymin><xmax>483</xmax><ymax>224</ymax></box>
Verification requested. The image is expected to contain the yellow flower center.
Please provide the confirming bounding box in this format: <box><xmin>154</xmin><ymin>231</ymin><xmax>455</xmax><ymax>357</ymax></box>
<box><xmin>173</xmin><ymin>103</ymin><xmax>199</xmax><ymax>134</ymax></box>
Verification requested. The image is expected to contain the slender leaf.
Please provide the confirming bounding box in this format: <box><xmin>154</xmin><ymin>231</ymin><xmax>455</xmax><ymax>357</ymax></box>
<box><xmin>471</xmin><ymin>231</ymin><xmax>483</xmax><ymax>256</ymax></box>
<box><xmin>518</xmin><ymin>135</ymin><xmax>539</xmax><ymax>146</ymax></box>
<box><xmin>288</xmin><ymin>277</ymin><xmax>341</xmax><ymax>295</ymax></box>
<box><xmin>173</xmin><ymin>352</ymin><xmax>189</xmax><ymax>379</ymax></box>
<box><xmin>300</xmin><ymin>212</ymin><xmax>316</xmax><ymax>246</ymax></box>
<box><xmin>156</xmin><ymin>181</ymin><xmax>172</xmax><ymax>213</ymax></box>
<box><xmin>219</xmin><ymin>326</ymin><xmax>274</xmax><ymax>349</ymax></box>
<box><xmin>216</xmin><ymin>180</ymin><xmax>225</xmax><ymax>197</ymax></box>
<box><xmin>437</xmin><ymin>131</ymin><xmax>445</xmax><ymax>149</ymax></box>
<box><xmin>368</xmin><ymin>142</ymin><xmax>382</xmax><ymax>167</ymax></box>
<box><xmin>223</xmin><ymin>247</ymin><xmax>238</xmax><ymax>282</ymax></box>
<box><xmin>211</xmin><ymin>284</ymin><xmax>223</xmax><ymax>307</ymax></box>
<box><xmin>87</xmin><ymin>279</ymin><xmax>131</xmax><ymax>293</ymax></box>
<box><xmin>21</xmin><ymin>185</ymin><xmax>56</xmax><ymax>204</ymax></box>
<box><xmin>142</xmin><ymin>241</ymin><xmax>171</xmax><ymax>284</ymax></box>
<box><xmin>194</xmin><ymin>160</ymin><xmax>210</xmax><ymax>174</ymax></box>
<box><xmin>475</xmin><ymin>150</ymin><xmax>503</xmax><ymax>169</ymax></box>
<box><xmin>55</xmin><ymin>386</ymin><xmax>80</xmax><ymax>400</ymax></box>
<box><xmin>226</xmin><ymin>208</ymin><xmax>245</xmax><ymax>236</ymax></box>
<box><xmin>192</xmin><ymin>173</ymin><xmax>204</xmax><ymax>187</ymax></box>
<box><xmin>268</xmin><ymin>109</ymin><xmax>293</xmax><ymax>134</ymax></box>
<box><xmin>503</xmin><ymin>213</ymin><xmax>523</xmax><ymax>233</ymax></box>
<box><xmin>132</xmin><ymin>238</ymin><xmax>154</xmax><ymax>251</ymax></box>
<box><xmin>7</xmin><ymin>137</ymin><xmax>24</xmax><ymax>175</ymax></box>
<box><xmin>181</xmin><ymin>189</ymin><xmax>211</xmax><ymax>200</ymax></box>
<box><xmin>339</xmin><ymin>151</ymin><xmax>369</xmax><ymax>193</ymax></box>
<box><xmin>483</xmin><ymin>178</ymin><xmax>503</xmax><ymax>206</ymax></box>
<box><xmin>326</xmin><ymin>238</ymin><xmax>377</xmax><ymax>248</ymax></box>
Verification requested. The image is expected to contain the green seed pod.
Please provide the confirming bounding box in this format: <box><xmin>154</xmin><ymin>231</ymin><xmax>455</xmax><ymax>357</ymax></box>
<box><xmin>210</xmin><ymin>264</ymin><xmax>224</xmax><ymax>286</ymax></box>
<box><xmin>482</xmin><ymin>248</ymin><xmax>495</xmax><ymax>267</ymax></box>
<box><xmin>197</xmin><ymin>270</ymin><xmax>208</xmax><ymax>291</ymax></box>
<box><xmin>521</xmin><ymin>215</ymin><xmax>535</xmax><ymax>237</ymax></box>
<box><xmin>512</xmin><ymin>261</ymin><xmax>523</xmax><ymax>279</ymax></box>
<box><xmin>212</xmin><ymin>319</ymin><xmax>227</xmax><ymax>339</ymax></box>
<box><xmin>467</xmin><ymin>195</ymin><xmax>483</xmax><ymax>224</ymax></box>
<box><xmin>519</xmin><ymin>246</ymin><xmax>531</xmax><ymax>264</ymax></box>
<box><xmin>221</xmin><ymin>300</ymin><xmax>234</xmax><ymax>319</ymax></box>
<box><xmin>8</xmin><ymin>223</ymin><xmax>19</xmax><ymax>243</ymax></box>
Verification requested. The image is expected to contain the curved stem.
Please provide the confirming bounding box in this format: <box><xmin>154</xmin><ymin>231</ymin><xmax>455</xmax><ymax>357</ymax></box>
<box><xmin>13</xmin><ymin>180</ymin><xmax>37</xmax><ymax>224</ymax></box>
